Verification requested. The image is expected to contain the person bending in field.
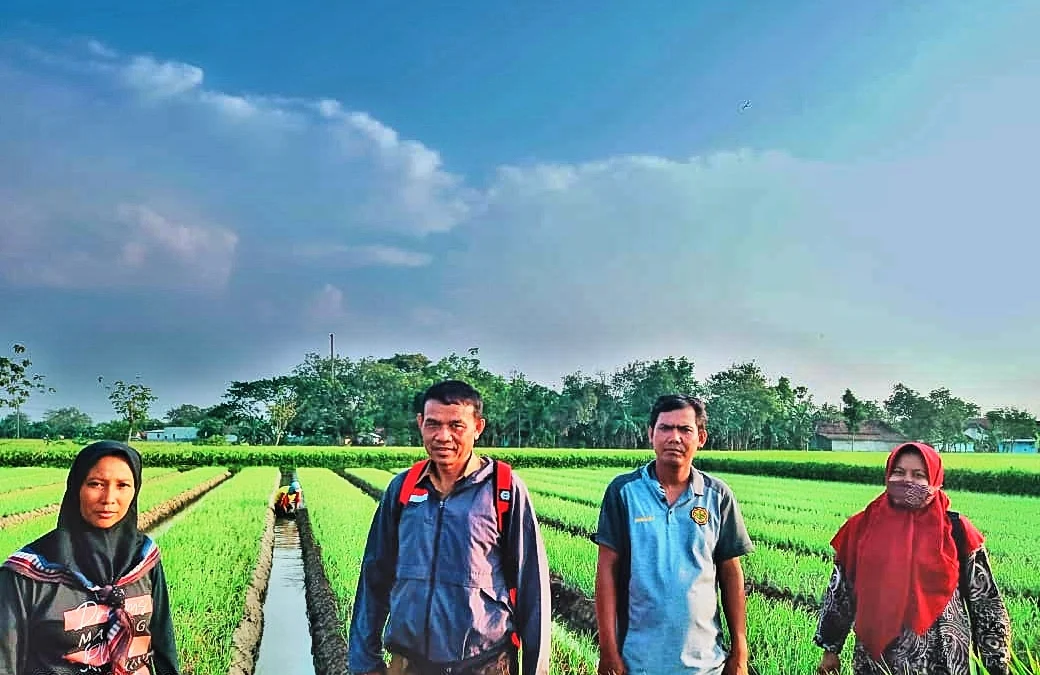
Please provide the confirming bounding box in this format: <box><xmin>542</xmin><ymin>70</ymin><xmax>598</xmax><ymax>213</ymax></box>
<box><xmin>275</xmin><ymin>479</ymin><xmax>302</xmax><ymax>516</ymax></box>
<box><xmin>348</xmin><ymin>380</ymin><xmax>551</xmax><ymax>675</ymax></box>
<box><xmin>0</xmin><ymin>441</ymin><xmax>180</xmax><ymax>675</ymax></box>
<box><xmin>594</xmin><ymin>394</ymin><xmax>754</xmax><ymax>675</ymax></box>
<box><xmin>815</xmin><ymin>442</ymin><xmax>1011</xmax><ymax>675</ymax></box>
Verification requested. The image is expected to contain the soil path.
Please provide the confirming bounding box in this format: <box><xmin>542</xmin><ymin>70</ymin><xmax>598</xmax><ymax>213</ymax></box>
<box><xmin>227</xmin><ymin>473</ymin><xmax>279</xmax><ymax>675</ymax></box>
<box><xmin>296</xmin><ymin>503</ymin><xmax>351</xmax><ymax>675</ymax></box>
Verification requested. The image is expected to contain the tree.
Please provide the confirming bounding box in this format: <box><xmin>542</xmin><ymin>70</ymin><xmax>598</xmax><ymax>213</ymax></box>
<box><xmin>884</xmin><ymin>383</ymin><xmax>936</xmax><ymax>442</ymax></box>
<box><xmin>101</xmin><ymin>377</ymin><xmax>158</xmax><ymax>443</ymax></box>
<box><xmin>220</xmin><ymin>378</ymin><xmax>286</xmax><ymax>445</ymax></box>
<box><xmin>0</xmin><ymin>412</ymin><xmax>32</xmax><ymax>439</ymax></box>
<box><xmin>92</xmin><ymin>420</ymin><xmax>131</xmax><ymax>442</ymax></box>
<box><xmin>0</xmin><ymin>343</ymin><xmax>54</xmax><ymax>439</ymax></box>
<box><xmin>927</xmin><ymin>388</ymin><xmax>980</xmax><ymax>451</ymax></box>
<box><xmin>43</xmin><ymin>407</ymin><xmax>93</xmax><ymax>439</ymax></box>
<box><xmin>842</xmin><ymin>389</ymin><xmax>866</xmax><ymax>452</ymax></box>
<box><xmin>267</xmin><ymin>389</ymin><xmax>299</xmax><ymax>446</ymax></box>
<box><xmin>612</xmin><ymin>357</ymin><xmax>700</xmax><ymax>447</ymax></box>
<box><xmin>705</xmin><ymin>362</ymin><xmax>777</xmax><ymax>450</ymax></box>
<box><xmin>165</xmin><ymin>404</ymin><xmax>206</xmax><ymax>427</ymax></box>
<box><xmin>768</xmin><ymin>377</ymin><xmax>818</xmax><ymax>450</ymax></box>
<box><xmin>983</xmin><ymin>407</ymin><xmax>1037</xmax><ymax>452</ymax></box>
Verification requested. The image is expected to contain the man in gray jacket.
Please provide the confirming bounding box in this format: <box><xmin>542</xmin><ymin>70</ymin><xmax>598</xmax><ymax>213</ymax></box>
<box><xmin>348</xmin><ymin>379</ymin><xmax>551</xmax><ymax>675</ymax></box>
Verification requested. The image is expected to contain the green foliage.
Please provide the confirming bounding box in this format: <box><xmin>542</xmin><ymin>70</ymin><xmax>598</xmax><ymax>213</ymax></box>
<box><xmin>194</xmin><ymin>434</ymin><xmax>227</xmax><ymax>446</ymax></box>
<box><xmin>100</xmin><ymin>376</ymin><xmax>158</xmax><ymax>442</ymax></box>
<box><xmin>165</xmin><ymin>404</ymin><xmax>207</xmax><ymax>427</ymax></box>
<box><xmin>706</xmin><ymin>362</ymin><xmax>779</xmax><ymax>450</ymax></box>
<box><xmin>885</xmin><ymin>383</ymin><xmax>986</xmax><ymax>450</ymax></box>
<box><xmin>93</xmin><ymin>419</ymin><xmax>131</xmax><ymax>442</ymax></box>
<box><xmin>42</xmin><ymin>407</ymin><xmax>93</xmax><ymax>439</ymax></box>
<box><xmin>841</xmin><ymin>388</ymin><xmax>865</xmax><ymax>451</ymax></box>
<box><xmin>0</xmin><ymin>344</ymin><xmax>54</xmax><ymax>439</ymax></box>
<box><xmin>984</xmin><ymin>408</ymin><xmax>1039</xmax><ymax>453</ymax></box>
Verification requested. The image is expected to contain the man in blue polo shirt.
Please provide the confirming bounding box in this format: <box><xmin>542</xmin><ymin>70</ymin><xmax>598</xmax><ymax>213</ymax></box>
<box><xmin>594</xmin><ymin>394</ymin><xmax>753</xmax><ymax>675</ymax></box>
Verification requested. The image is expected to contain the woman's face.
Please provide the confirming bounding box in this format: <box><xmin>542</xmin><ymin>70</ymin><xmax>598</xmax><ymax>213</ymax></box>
<box><xmin>889</xmin><ymin>450</ymin><xmax>930</xmax><ymax>487</ymax></box>
<box><xmin>79</xmin><ymin>455</ymin><xmax>136</xmax><ymax>529</ymax></box>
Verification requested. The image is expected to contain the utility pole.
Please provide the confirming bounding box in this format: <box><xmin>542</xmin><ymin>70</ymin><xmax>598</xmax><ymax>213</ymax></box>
<box><xmin>329</xmin><ymin>333</ymin><xmax>337</xmax><ymax>444</ymax></box>
<box><xmin>329</xmin><ymin>333</ymin><xmax>335</xmax><ymax>381</ymax></box>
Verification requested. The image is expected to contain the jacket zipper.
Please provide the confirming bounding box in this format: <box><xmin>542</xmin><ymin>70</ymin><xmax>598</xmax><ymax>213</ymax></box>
<box><xmin>424</xmin><ymin>495</ymin><xmax>447</xmax><ymax>656</ymax></box>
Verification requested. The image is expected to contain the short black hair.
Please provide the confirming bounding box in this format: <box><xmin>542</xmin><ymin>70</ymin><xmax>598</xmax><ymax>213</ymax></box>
<box><xmin>649</xmin><ymin>394</ymin><xmax>707</xmax><ymax>431</ymax></box>
<box><xmin>418</xmin><ymin>379</ymin><xmax>484</xmax><ymax>418</ymax></box>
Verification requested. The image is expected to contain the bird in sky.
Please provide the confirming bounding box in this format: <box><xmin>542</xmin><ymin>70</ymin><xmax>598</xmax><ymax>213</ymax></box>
<box><xmin>741</xmin><ymin>100</ymin><xmax>752</xmax><ymax>111</ymax></box>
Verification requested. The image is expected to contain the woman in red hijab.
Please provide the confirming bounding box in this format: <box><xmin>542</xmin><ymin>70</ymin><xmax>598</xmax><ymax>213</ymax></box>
<box><xmin>814</xmin><ymin>442</ymin><xmax>1010</xmax><ymax>675</ymax></box>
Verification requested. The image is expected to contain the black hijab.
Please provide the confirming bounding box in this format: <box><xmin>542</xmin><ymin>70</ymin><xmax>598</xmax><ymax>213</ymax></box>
<box><xmin>28</xmin><ymin>441</ymin><xmax>148</xmax><ymax>585</ymax></box>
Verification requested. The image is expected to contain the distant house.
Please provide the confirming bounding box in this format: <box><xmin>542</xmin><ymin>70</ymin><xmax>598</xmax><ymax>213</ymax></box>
<box><xmin>354</xmin><ymin>431</ymin><xmax>386</xmax><ymax>447</ymax></box>
<box><xmin>144</xmin><ymin>426</ymin><xmax>199</xmax><ymax>442</ymax></box>
<box><xmin>999</xmin><ymin>439</ymin><xmax>1038</xmax><ymax>454</ymax></box>
<box><xmin>963</xmin><ymin>418</ymin><xmax>1038</xmax><ymax>453</ymax></box>
<box><xmin>813</xmin><ymin>420</ymin><xmax>908</xmax><ymax>452</ymax></box>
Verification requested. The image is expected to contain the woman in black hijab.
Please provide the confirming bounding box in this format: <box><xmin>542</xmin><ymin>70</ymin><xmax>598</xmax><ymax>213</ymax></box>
<box><xmin>0</xmin><ymin>441</ymin><xmax>180</xmax><ymax>675</ymax></box>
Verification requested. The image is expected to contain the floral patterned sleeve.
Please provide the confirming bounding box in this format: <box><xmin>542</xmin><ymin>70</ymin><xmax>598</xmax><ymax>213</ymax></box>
<box><xmin>814</xmin><ymin>562</ymin><xmax>856</xmax><ymax>654</ymax></box>
<box><xmin>965</xmin><ymin>546</ymin><xmax>1011</xmax><ymax>675</ymax></box>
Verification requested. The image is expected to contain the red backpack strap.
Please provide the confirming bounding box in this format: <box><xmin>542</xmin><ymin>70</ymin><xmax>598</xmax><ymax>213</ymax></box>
<box><xmin>494</xmin><ymin>460</ymin><xmax>512</xmax><ymax>532</ymax></box>
<box><xmin>492</xmin><ymin>460</ymin><xmax>522</xmax><ymax>648</ymax></box>
<box><xmin>398</xmin><ymin>460</ymin><xmax>430</xmax><ymax>507</ymax></box>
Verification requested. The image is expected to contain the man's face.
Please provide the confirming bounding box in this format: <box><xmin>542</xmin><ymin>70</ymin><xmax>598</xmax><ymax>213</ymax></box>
<box><xmin>649</xmin><ymin>406</ymin><xmax>707</xmax><ymax>471</ymax></box>
<box><xmin>79</xmin><ymin>455</ymin><xmax>136</xmax><ymax>529</ymax></box>
<box><xmin>417</xmin><ymin>399</ymin><xmax>486</xmax><ymax>473</ymax></box>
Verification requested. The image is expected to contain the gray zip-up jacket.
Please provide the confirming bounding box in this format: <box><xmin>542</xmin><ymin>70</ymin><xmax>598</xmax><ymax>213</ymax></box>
<box><xmin>347</xmin><ymin>458</ymin><xmax>551</xmax><ymax>675</ymax></box>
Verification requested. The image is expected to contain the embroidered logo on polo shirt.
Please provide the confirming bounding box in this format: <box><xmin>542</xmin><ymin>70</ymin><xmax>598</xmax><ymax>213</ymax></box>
<box><xmin>634</xmin><ymin>516</ymin><xmax>654</xmax><ymax>523</ymax></box>
<box><xmin>690</xmin><ymin>507</ymin><xmax>709</xmax><ymax>525</ymax></box>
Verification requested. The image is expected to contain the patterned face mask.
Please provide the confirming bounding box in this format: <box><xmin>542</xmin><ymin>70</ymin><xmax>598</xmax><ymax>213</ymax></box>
<box><xmin>886</xmin><ymin>480</ymin><xmax>934</xmax><ymax>508</ymax></box>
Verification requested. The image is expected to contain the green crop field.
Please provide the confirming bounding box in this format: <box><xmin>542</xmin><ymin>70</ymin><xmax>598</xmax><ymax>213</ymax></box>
<box><xmin>2</xmin><ymin>446</ymin><xmax>1037</xmax><ymax>674</ymax></box>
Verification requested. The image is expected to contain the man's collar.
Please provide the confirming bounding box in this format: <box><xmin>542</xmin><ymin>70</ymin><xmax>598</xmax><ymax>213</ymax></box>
<box><xmin>422</xmin><ymin>450</ymin><xmax>485</xmax><ymax>484</ymax></box>
<box><xmin>647</xmin><ymin>460</ymin><xmax>705</xmax><ymax>496</ymax></box>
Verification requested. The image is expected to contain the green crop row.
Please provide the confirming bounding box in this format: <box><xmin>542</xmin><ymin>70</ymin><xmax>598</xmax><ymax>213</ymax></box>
<box><xmin>6</xmin><ymin>440</ymin><xmax>1039</xmax><ymax>473</ymax></box>
<box><xmin>0</xmin><ymin>467</ymin><xmax>181</xmax><ymax>518</ymax></box>
<box><xmin>542</xmin><ymin>516</ymin><xmax>1040</xmax><ymax>674</ymax></box>
<box><xmin>296</xmin><ymin>467</ymin><xmax>380</xmax><ymax>636</ymax></box>
<box><xmin>539</xmin><ymin>520</ymin><xmax>859</xmax><ymax>674</ymax></box>
<box><xmin>548</xmin><ymin>623</ymin><xmax>598</xmax><ymax>675</ymax></box>
<box><xmin>0</xmin><ymin>467</ymin><xmax>73</xmax><ymax>493</ymax></box>
<box><xmin>522</xmin><ymin>469</ymin><xmax>1040</xmax><ymax>657</ymax></box>
<box><xmin>157</xmin><ymin>467</ymin><xmax>279</xmax><ymax>675</ymax></box>
<box><xmin>0</xmin><ymin>466</ymin><xmax>231</xmax><ymax>558</ymax></box>
<box><xmin>525</xmin><ymin>466</ymin><xmax>1040</xmax><ymax>597</ymax></box>
<box><xmin>521</xmin><ymin>466</ymin><xmax>1040</xmax><ymax>596</ymax></box>
<box><xmin>2</xmin><ymin>439</ymin><xmax>1036</xmax><ymax>496</ymax></box>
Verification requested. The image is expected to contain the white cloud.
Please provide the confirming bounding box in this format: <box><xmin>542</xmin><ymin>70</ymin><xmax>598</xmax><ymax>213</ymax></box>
<box><xmin>121</xmin><ymin>55</ymin><xmax>204</xmax><ymax>98</ymax></box>
<box><xmin>3</xmin><ymin>32</ymin><xmax>1040</xmax><ymax>413</ymax></box>
<box><xmin>116</xmin><ymin>203</ymin><xmax>238</xmax><ymax>278</ymax></box>
<box><xmin>306</xmin><ymin>284</ymin><xmax>348</xmax><ymax>323</ymax></box>
<box><xmin>0</xmin><ymin>37</ymin><xmax>472</xmax><ymax>300</ymax></box>
<box><xmin>85</xmin><ymin>39</ymin><xmax>118</xmax><ymax>59</ymax></box>
<box><xmin>295</xmin><ymin>244</ymin><xmax>431</xmax><ymax>268</ymax></box>
<box><xmin>198</xmin><ymin>91</ymin><xmax>258</xmax><ymax>119</ymax></box>
<box><xmin>0</xmin><ymin>196</ymin><xmax>238</xmax><ymax>291</ymax></box>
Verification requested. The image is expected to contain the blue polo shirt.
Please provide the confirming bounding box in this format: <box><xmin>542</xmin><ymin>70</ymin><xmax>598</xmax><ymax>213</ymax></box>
<box><xmin>595</xmin><ymin>462</ymin><xmax>754</xmax><ymax>675</ymax></box>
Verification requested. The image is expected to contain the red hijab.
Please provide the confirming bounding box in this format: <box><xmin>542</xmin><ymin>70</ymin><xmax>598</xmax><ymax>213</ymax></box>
<box><xmin>830</xmin><ymin>442</ymin><xmax>984</xmax><ymax>660</ymax></box>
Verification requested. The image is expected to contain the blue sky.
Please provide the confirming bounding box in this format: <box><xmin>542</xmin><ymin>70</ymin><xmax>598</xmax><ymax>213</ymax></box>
<box><xmin>1</xmin><ymin>1</ymin><xmax>1038</xmax><ymax>422</ymax></box>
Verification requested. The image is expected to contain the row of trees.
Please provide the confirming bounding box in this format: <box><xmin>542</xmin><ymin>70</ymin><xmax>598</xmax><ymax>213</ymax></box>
<box><xmin>2</xmin><ymin>343</ymin><xmax>1037</xmax><ymax>450</ymax></box>
<box><xmin>0</xmin><ymin>344</ymin><xmax>161</xmax><ymax>443</ymax></box>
